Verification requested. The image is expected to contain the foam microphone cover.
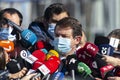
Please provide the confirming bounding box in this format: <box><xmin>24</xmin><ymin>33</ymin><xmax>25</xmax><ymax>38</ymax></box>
<box><xmin>51</xmin><ymin>72</ymin><xmax>64</xmax><ymax>80</ymax></box>
<box><xmin>84</xmin><ymin>42</ymin><xmax>99</xmax><ymax>57</ymax></box>
<box><xmin>66</xmin><ymin>54</ymin><xmax>79</xmax><ymax>71</ymax></box>
<box><xmin>94</xmin><ymin>36</ymin><xmax>109</xmax><ymax>46</ymax></box>
<box><xmin>36</xmin><ymin>40</ymin><xmax>45</xmax><ymax>49</ymax></box>
<box><xmin>0</xmin><ymin>40</ymin><xmax>14</xmax><ymax>52</ymax></box>
<box><xmin>32</xmin><ymin>60</ymin><xmax>43</xmax><ymax>70</ymax></box>
<box><xmin>32</xmin><ymin>50</ymin><xmax>46</xmax><ymax>62</ymax></box>
<box><xmin>46</xmin><ymin>50</ymin><xmax>59</xmax><ymax>60</ymax></box>
<box><xmin>45</xmin><ymin>56</ymin><xmax>60</xmax><ymax>74</ymax></box>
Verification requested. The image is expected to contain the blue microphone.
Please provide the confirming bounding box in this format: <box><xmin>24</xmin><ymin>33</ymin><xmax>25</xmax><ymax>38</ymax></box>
<box><xmin>98</xmin><ymin>44</ymin><xmax>114</xmax><ymax>56</ymax></box>
<box><xmin>51</xmin><ymin>72</ymin><xmax>64</xmax><ymax>80</ymax></box>
<box><xmin>5</xmin><ymin>18</ymin><xmax>37</xmax><ymax>48</ymax></box>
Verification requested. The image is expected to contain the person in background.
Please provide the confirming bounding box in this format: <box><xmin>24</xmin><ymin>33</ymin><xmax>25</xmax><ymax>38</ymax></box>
<box><xmin>0</xmin><ymin>46</ymin><xmax>41</xmax><ymax>80</ymax></box>
<box><xmin>0</xmin><ymin>8</ymin><xmax>31</xmax><ymax>74</ymax></box>
<box><xmin>28</xmin><ymin>3</ymin><xmax>70</xmax><ymax>50</ymax></box>
<box><xmin>96</xmin><ymin>29</ymin><xmax>120</xmax><ymax>80</ymax></box>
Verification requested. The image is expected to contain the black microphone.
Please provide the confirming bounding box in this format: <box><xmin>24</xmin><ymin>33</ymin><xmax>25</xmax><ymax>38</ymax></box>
<box><xmin>66</xmin><ymin>54</ymin><xmax>79</xmax><ymax>80</ymax></box>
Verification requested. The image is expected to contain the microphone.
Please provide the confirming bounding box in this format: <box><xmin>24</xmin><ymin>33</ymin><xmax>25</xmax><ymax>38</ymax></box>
<box><xmin>0</xmin><ymin>40</ymin><xmax>14</xmax><ymax>52</ymax></box>
<box><xmin>94</xmin><ymin>36</ymin><xmax>114</xmax><ymax>56</ymax></box>
<box><xmin>51</xmin><ymin>72</ymin><xmax>65</xmax><ymax>80</ymax></box>
<box><xmin>100</xmin><ymin>64</ymin><xmax>114</xmax><ymax>79</ymax></box>
<box><xmin>98</xmin><ymin>44</ymin><xmax>114</xmax><ymax>56</ymax></box>
<box><xmin>32</xmin><ymin>50</ymin><xmax>46</xmax><ymax>62</ymax></box>
<box><xmin>77</xmin><ymin>62</ymin><xmax>94</xmax><ymax>79</ymax></box>
<box><xmin>76</xmin><ymin>42</ymin><xmax>102</xmax><ymax>68</ymax></box>
<box><xmin>94</xmin><ymin>36</ymin><xmax>109</xmax><ymax>46</ymax></box>
<box><xmin>35</xmin><ymin>56</ymin><xmax>60</xmax><ymax>79</ymax></box>
<box><xmin>36</xmin><ymin>40</ymin><xmax>45</xmax><ymax>49</ymax></box>
<box><xmin>4</xmin><ymin>18</ymin><xmax>37</xmax><ymax>48</ymax></box>
<box><xmin>46</xmin><ymin>50</ymin><xmax>59</xmax><ymax>60</ymax></box>
<box><xmin>66</xmin><ymin>54</ymin><xmax>79</xmax><ymax>80</ymax></box>
<box><xmin>20</xmin><ymin>50</ymin><xmax>38</xmax><ymax>64</ymax></box>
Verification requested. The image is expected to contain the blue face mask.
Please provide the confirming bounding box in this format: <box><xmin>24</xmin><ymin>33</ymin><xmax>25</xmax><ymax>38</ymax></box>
<box><xmin>0</xmin><ymin>28</ymin><xmax>9</xmax><ymax>40</ymax></box>
<box><xmin>0</xmin><ymin>27</ymin><xmax>16</xmax><ymax>41</ymax></box>
<box><xmin>53</xmin><ymin>37</ymin><xmax>72</xmax><ymax>54</ymax></box>
<box><xmin>48</xmin><ymin>23</ymin><xmax>56</xmax><ymax>38</ymax></box>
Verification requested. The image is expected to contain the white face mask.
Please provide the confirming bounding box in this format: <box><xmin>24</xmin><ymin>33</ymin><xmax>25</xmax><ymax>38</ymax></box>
<box><xmin>48</xmin><ymin>23</ymin><xmax>56</xmax><ymax>38</ymax></box>
<box><xmin>53</xmin><ymin>37</ymin><xmax>72</xmax><ymax>55</ymax></box>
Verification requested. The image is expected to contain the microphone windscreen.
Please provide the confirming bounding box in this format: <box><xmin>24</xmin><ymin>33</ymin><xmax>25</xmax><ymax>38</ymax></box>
<box><xmin>0</xmin><ymin>40</ymin><xmax>14</xmax><ymax>52</ymax></box>
<box><xmin>32</xmin><ymin>50</ymin><xmax>46</xmax><ymax>62</ymax></box>
<box><xmin>46</xmin><ymin>50</ymin><xmax>59</xmax><ymax>60</ymax></box>
<box><xmin>45</xmin><ymin>56</ymin><xmax>60</xmax><ymax>74</ymax></box>
<box><xmin>21</xmin><ymin>29</ymin><xmax>37</xmax><ymax>48</ymax></box>
<box><xmin>98</xmin><ymin>44</ymin><xmax>114</xmax><ymax>56</ymax></box>
<box><xmin>32</xmin><ymin>60</ymin><xmax>43</xmax><ymax>70</ymax></box>
<box><xmin>94</xmin><ymin>36</ymin><xmax>109</xmax><ymax>46</ymax></box>
<box><xmin>84</xmin><ymin>42</ymin><xmax>99</xmax><ymax>57</ymax></box>
<box><xmin>66</xmin><ymin>54</ymin><xmax>78</xmax><ymax>71</ymax></box>
<box><xmin>51</xmin><ymin>72</ymin><xmax>64</xmax><ymax>80</ymax></box>
<box><xmin>77</xmin><ymin>62</ymin><xmax>92</xmax><ymax>78</ymax></box>
<box><xmin>36</xmin><ymin>40</ymin><xmax>45</xmax><ymax>49</ymax></box>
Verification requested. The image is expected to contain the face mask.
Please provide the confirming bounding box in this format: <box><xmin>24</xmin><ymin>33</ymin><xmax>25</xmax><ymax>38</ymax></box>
<box><xmin>0</xmin><ymin>28</ymin><xmax>9</xmax><ymax>40</ymax></box>
<box><xmin>0</xmin><ymin>27</ymin><xmax>16</xmax><ymax>41</ymax></box>
<box><xmin>53</xmin><ymin>37</ymin><xmax>71</xmax><ymax>54</ymax></box>
<box><xmin>48</xmin><ymin>23</ymin><xmax>56</xmax><ymax>38</ymax></box>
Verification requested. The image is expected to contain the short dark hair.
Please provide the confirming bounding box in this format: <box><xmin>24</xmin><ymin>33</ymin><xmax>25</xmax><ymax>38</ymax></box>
<box><xmin>55</xmin><ymin>17</ymin><xmax>82</xmax><ymax>38</ymax></box>
<box><xmin>0</xmin><ymin>46</ymin><xmax>6</xmax><ymax>70</ymax></box>
<box><xmin>44</xmin><ymin>3</ymin><xmax>69</xmax><ymax>22</ymax></box>
<box><xmin>0</xmin><ymin>8</ymin><xmax>23</xmax><ymax>25</ymax></box>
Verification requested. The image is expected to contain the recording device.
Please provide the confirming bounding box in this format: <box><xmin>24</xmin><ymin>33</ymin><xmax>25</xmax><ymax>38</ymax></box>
<box><xmin>0</xmin><ymin>40</ymin><xmax>14</xmax><ymax>52</ymax></box>
<box><xmin>46</xmin><ymin>49</ymin><xmax>59</xmax><ymax>60</ymax></box>
<box><xmin>4</xmin><ymin>18</ymin><xmax>37</xmax><ymax>48</ymax></box>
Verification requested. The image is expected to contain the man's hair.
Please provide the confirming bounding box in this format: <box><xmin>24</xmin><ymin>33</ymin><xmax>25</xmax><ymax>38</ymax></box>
<box><xmin>44</xmin><ymin>3</ymin><xmax>69</xmax><ymax>22</ymax></box>
<box><xmin>0</xmin><ymin>8</ymin><xmax>23</xmax><ymax>25</ymax></box>
<box><xmin>55</xmin><ymin>17</ymin><xmax>82</xmax><ymax>38</ymax></box>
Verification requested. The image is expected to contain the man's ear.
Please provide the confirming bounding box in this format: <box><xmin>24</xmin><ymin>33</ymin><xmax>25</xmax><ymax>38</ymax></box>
<box><xmin>75</xmin><ymin>36</ymin><xmax>81</xmax><ymax>44</ymax></box>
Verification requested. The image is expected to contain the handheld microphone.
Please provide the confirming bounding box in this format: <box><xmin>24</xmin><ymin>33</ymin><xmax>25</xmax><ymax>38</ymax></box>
<box><xmin>36</xmin><ymin>40</ymin><xmax>45</xmax><ymax>49</ymax></box>
<box><xmin>76</xmin><ymin>42</ymin><xmax>102</xmax><ymax>68</ymax></box>
<box><xmin>5</xmin><ymin>18</ymin><xmax>37</xmax><ymax>48</ymax></box>
<box><xmin>94</xmin><ymin>36</ymin><xmax>114</xmax><ymax>56</ymax></box>
<box><xmin>35</xmin><ymin>56</ymin><xmax>60</xmax><ymax>79</ymax></box>
<box><xmin>100</xmin><ymin>64</ymin><xmax>114</xmax><ymax>79</ymax></box>
<box><xmin>46</xmin><ymin>50</ymin><xmax>59</xmax><ymax>60</ymax></box>
<box><xmin>66</xmin><ymin>54</ymin><xmax>79</xmax><ymax>80</ymax></box>
<box><xmin>32</xmin><ymin>50</ymin><xmax>46</xmax><ymax>62</ymax></box>
<box><xmin>20</xmin><ymin>50</ymin><xmax>38</xmax><ymax>64</ymax></box>
<box><xmin>0</xmin><ymin>40</ymin><xmax>14</xmax><ymax>52</ymax></box>
<box><xmin>98</xmin><ymin>44</ymin><xmax>114</xmax><ymax>56</ymax></box>
<box><xmin>51</xmin><ymin>72</ymin><xmax>65</xmax><ymax>80</ymax></box>
<box><xmin>77</xmin><ymin>62</ymin><xmax>94</xmax><ymax>79</ymax></box>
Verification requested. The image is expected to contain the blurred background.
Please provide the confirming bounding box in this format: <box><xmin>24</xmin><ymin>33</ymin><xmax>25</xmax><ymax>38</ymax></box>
<box><xmin>0</xmin><ymin>0</ymin><xmax>120</xmax><ymax>42</ymax></box>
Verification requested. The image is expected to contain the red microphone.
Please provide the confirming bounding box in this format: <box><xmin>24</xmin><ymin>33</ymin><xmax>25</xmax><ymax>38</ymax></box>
<box><xmin>36</xmin><ymin>40</ymin><xmax>45</xmax><ymax>49</ymax></box>
<box><xmin>100</xmin><ymin>64</ymin><xmax>114</xmax><ymax>79</ymax></box>
<box><xmin>32</xmin><ymin>50</ymin><xmax>46</xmax><ymax>62</ymax></box>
